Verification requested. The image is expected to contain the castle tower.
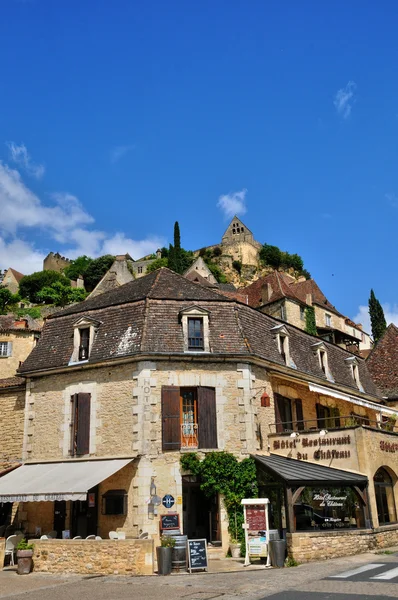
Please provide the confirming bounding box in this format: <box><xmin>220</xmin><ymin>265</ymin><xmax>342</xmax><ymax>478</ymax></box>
<box><xmin>221</xmin><ymin>216</ymin><xmax>255</xmax><ymax>245</ymax></box>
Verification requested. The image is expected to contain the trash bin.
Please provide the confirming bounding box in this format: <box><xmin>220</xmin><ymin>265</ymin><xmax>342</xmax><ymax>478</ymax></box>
<box><xmin>269</xmin><ymin>539</ymin><xmax>286</xmax><ymax>567</ymax></box>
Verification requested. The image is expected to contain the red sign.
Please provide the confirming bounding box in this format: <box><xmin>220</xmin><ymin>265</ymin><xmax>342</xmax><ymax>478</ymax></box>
<box><xmin>246</xmin><ymin>505</ymin><xmax>266</xmax><ymax>531</ymax></box>
<box><xmin>88</xmin><ymin>493</ymin><xmax>95</xmax><ymax>508</ymax></box>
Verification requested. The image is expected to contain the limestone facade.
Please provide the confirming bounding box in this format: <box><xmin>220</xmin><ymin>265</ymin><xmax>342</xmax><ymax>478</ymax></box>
<box><xmin>43</xmin><ymin>252</ymin><xmax>71</xmax><ymax>273</ymax></box>
<box><xmin>0</xmin><ymin>330</ymin><xmax>38</xmax><ymax>379</ymax></box>
<box><xmin>0</xmin><ymin>384</ymin><xmax>25</xmax><ymax>471</ymax></box>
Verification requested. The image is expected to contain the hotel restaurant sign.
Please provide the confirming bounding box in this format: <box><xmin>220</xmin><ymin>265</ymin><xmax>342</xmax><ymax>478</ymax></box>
<box><xmin>272</xmin><ymin>434</ymin><xmax>352</xmax><ymax>461</ymax></box>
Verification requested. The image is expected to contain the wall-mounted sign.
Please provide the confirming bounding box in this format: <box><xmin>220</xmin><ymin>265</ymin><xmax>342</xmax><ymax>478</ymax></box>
<box><xmin>160</xmin><ymin>513</ymin><xmax>180</xmax><ymax>530</ymax></box>
<box><xmin>152</xmin><ymin>495</ymin><xmax>162</xmax><ymax>506</ymax></box>
<box><xmin>162</xmin><ymin>494</ymin><xmax>175</xmax><ymax>508</ymax></box>
<box><xmin>272</xmin><ymin>434</ymin><xmax>352</xmax><ymax>461</ymax></box>
<box><xmin>88</xmin><ymin>493</ymin><xmax>95</xmax><ymax>508</ymax></box>
<box><xmin>177</xmin><ymin>496</ymin><xmax>182</xmax><ymax>505</ymax></box>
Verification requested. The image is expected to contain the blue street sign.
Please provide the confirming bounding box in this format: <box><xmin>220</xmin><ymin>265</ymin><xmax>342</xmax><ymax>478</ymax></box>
<box><xmin>162</xmin><ymin>494</ymin><xmax>175</xmax><ymax>508</ymax></box>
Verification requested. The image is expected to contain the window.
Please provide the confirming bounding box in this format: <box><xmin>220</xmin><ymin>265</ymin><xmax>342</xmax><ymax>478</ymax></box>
<box><xmin>138</xmin><ymin>266</ymin><xmax>143</xmax><ymax>274</ymax></box>
<box><xmin>78</xmin><ymin>328</ymin><xmax>90</xmax><ymax>361</ymax></box>
<box><xmin>274</xmin><ymin>394</ymin><xmax>304</xmax><ymax>432</ymax></box>
<box><xmin>352</xmin><ymin>364</ymin><xmax>360</xmax><ymax>387</ymax></box>
<box><xmin>325</xmin><ymin>314</ymin><xmax>332</xmax><ymax>327</ymax></box>
<box><xmin>188</xmin><ymin>318</ymin><xmax>204</xmax><ymax>350</ymax></box>
<box><xmin>345</xmin><ymin>357</ymin><xmax>362</xmax><ymax>390</ymax></box>
<box><xmin>374</xmin><ymin>468</ymin><xmax>397</xmax><ymax>525</ymax></box>
<box><xmin>0</xmin><ymin>342</ymin><xmax>11</xmax><ymax>357</ymax></box>
<box><xmin>280</xmin><ymin>304</ymin><xmax>286</xmax><ymax>321</ymax></box>
<box><xmin>319</xmin><ymin>350</ymin><xmax>327</xmax><ymax>375</ymax></box>
<box><xmin>102</xmin><ymin>489</ymin><xmax>127</xmax><ymax>515</ymax></box>
<box><xmin>316</xmin><ymin>404</ymin><xmax>340</xmax><ymax>429</ymax></box>
<box><xmin>279</xmin><ymin>335</ymin><xmax>288</xmax><ymax>363</ymax></box>
<box><xmin>70</xmin><ymin>317</ymin><xmax>100</xmax><ymax>364</ymax></box>
<box><xmin>180</xmin><ymin>306</ymin><xmax>210</xmax><ymax>352</ymax></box>
<box><xmin>300</xmin><ymin>306</ymin><xmax>306</xmax><ymax>321</ymax></box>
<box><xmin>294</xmin><ymin>486</ymin><xmax>366</xmax><ymax>531</ymax></box>
<box><xmin>71</xmin><ymin>393</ymin><xmax>91</xmax><ymax>456</ymax></box>
<box><xmin>162</xmin><ymin>386</ymin><xmax>217</xmax><ymax>450</ymax></box>
<box><xmin>271</xmin><ymin>324</ymin><xmax>291</xmax><ymax>366</ymax></box>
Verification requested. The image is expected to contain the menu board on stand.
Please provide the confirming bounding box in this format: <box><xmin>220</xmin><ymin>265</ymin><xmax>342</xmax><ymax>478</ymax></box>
<box><xmin>241</xmin><ymin>498</ymin><xmax>270</xmax><ymax>567</ymax></box>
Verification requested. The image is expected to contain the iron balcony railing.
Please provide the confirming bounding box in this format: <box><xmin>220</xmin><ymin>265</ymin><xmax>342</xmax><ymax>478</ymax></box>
<box><xmin>269</xmin><ymin>415</ymin><xmax>398</xmax><ymax>435</ymax></box>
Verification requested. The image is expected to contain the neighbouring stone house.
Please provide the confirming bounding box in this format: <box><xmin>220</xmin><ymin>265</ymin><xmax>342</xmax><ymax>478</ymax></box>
<box><xmin>0</xmin><ymin>315</ymin><xmax>42</xmax><ymax>379</ymax></box>
<box><xmin>0</xmin><ymin>269</ymin><xmax>397</xmax><ymax>565</ymax></box>
<box><xmin>241</xmin><ymin>271</ymin><xmax>372</xmax><ymax>353</ymax></box>
<box><xmin>87</xmin><ymin>255</ymin><xmax>135</xmax><ymax>298</ymax></box>
<box><xmin>184</xmin><ymin>256</ymin><xmax>218</xmax><ymax>285</ymax></box>
<box><xmin>1</xmin><ymin>268</ymin><xmax>24</xmax><ymax>295</ymax></box>
<box><xmin>366</xmin><ymin>324</ymin><xmax>398</xmax><ymax>410</ymax></box>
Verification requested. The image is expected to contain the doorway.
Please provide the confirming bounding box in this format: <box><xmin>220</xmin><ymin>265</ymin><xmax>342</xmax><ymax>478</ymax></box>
<box><xmin>182</xmin><ymin>477</ymin><xmax>220</xmax><ymax>543</ymax></box>
<box><xmin>53</xmin><ymin>501</ymin><xmax>66</xmax><ymax>538</ymax></box>
<box><xmin>71</xmin><ymin>486</ymin><xmax>98</xmax><ymax>538</ymax></box>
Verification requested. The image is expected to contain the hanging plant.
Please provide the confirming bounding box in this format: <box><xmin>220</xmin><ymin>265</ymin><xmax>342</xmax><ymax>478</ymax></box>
<box><xmin>180</xmin><ymin>451</ymin><xmax>258</xmax><ymax>551</ymax></box>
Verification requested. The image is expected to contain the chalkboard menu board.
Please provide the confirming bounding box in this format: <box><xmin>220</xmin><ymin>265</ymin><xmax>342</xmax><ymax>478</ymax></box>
<box><xmin>160</xmin><ymin>513</ymin><xmax>180</xmax><ymax>531</ymax></box>
<box><xmin>246</xmin><ymin>505</ymin><xmax>266</xmax><ymax>531</ymax></box>
<box><xmin>187</xmin><ymin>539</ymin><xmax>208</xmax><ymax>573</ymax></box>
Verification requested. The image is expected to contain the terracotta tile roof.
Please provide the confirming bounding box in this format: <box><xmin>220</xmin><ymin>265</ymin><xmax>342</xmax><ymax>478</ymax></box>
<box><xmin>0</xmin><ymin>315</ymin><xmax>42</xmax><ymax>333</ymax></box>
<box><xmin>0</xmin><ymin>376</ymin><xmax>25</xmax><ymax>390</ymax></box>
<box><xmin>185</xmin><ymin>271</ymin><xmax>217</xmax><ymax>287</ymax></box>
<box><xmin>366</xmin><ymin>324</ymin><xmax>398</xmax><ymax>397</ymax></box>
<box><xmin>240</xmin><ymin>271</ymin><xmax>300</xmax><ymax>307</ymax></box>
<box><xmin>18</xmin><ymin>268</ymin><xmax>380</xmax><ymax>399</ymax></box>
<box><xmin>291</xmin><ymin>279</ymin><xmax>344</xmax><ymax>317</ymax></box>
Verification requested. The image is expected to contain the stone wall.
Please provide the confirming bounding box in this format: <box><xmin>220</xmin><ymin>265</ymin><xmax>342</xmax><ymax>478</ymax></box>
<box><xmin>0</xmin><ymin>332</ymin><xmax>37</xmax><ymax>379</ymax></box>
<box><xmin>287</xmin><ymin>525</ymin><xmax>398</xmax><ymax>562</ymax></box>
<box><xmin>43</xmin><ymin>253</ymin><xmax>71</xmax><ymax>273</ymax></box>
<box><xmin>0</xmin><ymin>385</ymin><xmax>25</xmax><ymax>471</ymax></box>
<box><xmin>32</xmin><ymin>538</ymin><xmax>153</xmax><ymax>575</ymax></box>
<box><xmin>0</xmin><ymin>538</ymin><xmax>5</xmax><ymax>568</ymax></box>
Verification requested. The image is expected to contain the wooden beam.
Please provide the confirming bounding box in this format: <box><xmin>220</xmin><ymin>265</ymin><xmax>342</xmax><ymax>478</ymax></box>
<box><xmin>291</xmin><ymin>486</ymin><xmax>305</xmax><ymax>505</ymax></box>
<box><xmin>286</xmin><ymin>488</ymin><xmax>295</xmax><ymax>533</ymax></box>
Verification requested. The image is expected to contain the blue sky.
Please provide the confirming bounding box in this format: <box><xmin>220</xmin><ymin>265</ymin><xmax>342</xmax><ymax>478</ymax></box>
<box><xmin>1</xmin><ymin>0</ymin><xmax>398</xmax><ymax>331</ymax></box>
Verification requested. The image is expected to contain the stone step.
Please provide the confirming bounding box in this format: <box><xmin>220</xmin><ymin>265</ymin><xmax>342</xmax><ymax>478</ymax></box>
<box><xmin>207</xmin><ymin>546</ymin><xmax>225</xmax><ymax>560</ymax></box>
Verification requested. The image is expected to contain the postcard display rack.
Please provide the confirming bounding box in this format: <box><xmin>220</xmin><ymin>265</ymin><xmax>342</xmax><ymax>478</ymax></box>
<box><xmin>241</xmin><ymin>498</ymin><xmax>271</xmax><ymax>567</ymax></box>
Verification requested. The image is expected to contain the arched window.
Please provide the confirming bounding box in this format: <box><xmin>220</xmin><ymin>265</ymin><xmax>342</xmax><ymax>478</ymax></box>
<box><xmin>374</xmin><ymin>468</ymin><xmax>397</xmax><ymax>525</ymax></box>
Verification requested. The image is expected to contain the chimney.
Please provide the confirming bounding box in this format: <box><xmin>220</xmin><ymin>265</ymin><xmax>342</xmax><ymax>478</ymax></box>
<box><xmin>261</xmin><ymin>283</ymin><xmax>273</xmax><ymax>304</ymax></box>
<box><xmin>306</xmin><ymin>293</ymin><xmax>313</xmax><ymax>306</ymax></box>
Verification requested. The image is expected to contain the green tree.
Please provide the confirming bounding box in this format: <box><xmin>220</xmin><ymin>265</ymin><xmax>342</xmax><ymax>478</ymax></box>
<box><xmin>63</xmin><ymin>255</ymin><xmax>93</xmax><ymax>280</ymax></box>
<box><xmin>0</xmin><ymin>287</ymin><xmax>20</xmax><ymax>314</ymax></box>
<box><xmin>166</xmin><ymin>222</ymin><xmax>194</xmax><ymax>275</ymax></box>
<box><xmin>19</xmin><ymin>271</ymin><xmax>69</xmax><ymax>303</ymax></box>
<box><xmin>83</xmin><ymin>255</ymin><xmax>115</xmax><ymax>291</ymax></box>
<box><xmin>146</xmin><ymin>258</ymin><xmax>168</xmax><ymax>273</ymax></box>
<box><xmin>37</xmin><ymin>281</ymin><xmax>87</xmax><ymax>307</ymax></box>
<box><xmin>288</xmin><ymin>253</ymin><xmax>304</xmax><ymax>272</ymax></box>
<box><xmin>305</xmin><ymin>306</ymin><xmax>317</xmax><ymax>336</ymax></box>
<box><xmin>369</xmin><ymin>289</ymin><xmax>387</xmax><ymax>342</ymax></box>
<box><xmin>259</xmin><ymin>244</ymin><xmax>282</xmax><ymax>268</ymax></box>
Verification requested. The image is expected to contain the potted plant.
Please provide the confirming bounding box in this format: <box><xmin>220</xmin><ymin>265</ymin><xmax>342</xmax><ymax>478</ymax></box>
<box><xmin>229</xmin><ymin>508</ymin><xmax>241</xmax><ymax>558</ymax></box>
<box><xmin>156</xmin><ymin>535</ymin><xmax>175</xmax><ymax>575</ymax></box>
<box><xmin>16</xmin><ymin>539</ymin><xmax>34</xmax><ymax>575</ymax></box>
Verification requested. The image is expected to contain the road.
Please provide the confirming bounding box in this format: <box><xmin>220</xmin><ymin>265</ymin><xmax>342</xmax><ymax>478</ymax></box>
<box><xmin>0</xmin><ymin>550</ymin><xmax>397</xmax><ymax>600</ymax></box>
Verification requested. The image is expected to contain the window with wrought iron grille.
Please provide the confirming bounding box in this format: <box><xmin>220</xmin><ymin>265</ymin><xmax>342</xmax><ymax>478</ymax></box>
<box><xmin>188</xmin><ymin>318</ymin><xmax>204</xmax><ymax>350</ymax></box>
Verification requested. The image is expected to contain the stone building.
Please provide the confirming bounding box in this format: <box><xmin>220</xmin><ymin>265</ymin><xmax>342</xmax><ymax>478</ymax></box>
<box><xmin>1</xmin><ymin>268</ymin><xmax>24</xmax><ymax>295</ymax></box>
<box><xmin>0</xmin><ymin>315</ymin><xmax>42</xmax><ymax>379</ymax></box>
<box><xmin>242</xmin><ymin>271</ymin><xmax>372</xmax><ymax>353</ymax></box>
<box><xmin>0</xmin><ymin>269</ymin><xmax>397</xmax><ymax>565</ymax></box>
<box><xmin>183</xmin><ymin>256</ymin><xmax>218</xmax><ymax>285</ymax></box>
<box><xmin>366</xmin><ymin>324</ymin><xmax>398</xmax><ymax>409</ymax></box>
<box><xmin>43</xmin><ymin>252</ymin><xmax>71</xmax><ymax>273</ymax></box>
<box><xmin>87</xmin><ymin>255</ymin><xmax>135</xmax><ymax>298</ymax></box>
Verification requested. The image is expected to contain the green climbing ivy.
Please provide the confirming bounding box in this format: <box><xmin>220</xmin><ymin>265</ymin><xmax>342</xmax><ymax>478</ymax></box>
<box><xmin>305</xmin><ymin>305</ymin><xmax>317</xmax><ymax>336</ymax></box>
<box><xmin>180</xmin><ymin>451</ymin><xmax>258</xmax><ymax>551</ymax></box>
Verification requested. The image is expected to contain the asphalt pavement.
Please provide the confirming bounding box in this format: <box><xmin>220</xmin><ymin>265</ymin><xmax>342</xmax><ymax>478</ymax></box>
<box><xmin>0</xmin><ymin>549</ymin><xmax>397</xmax><ymax>600</ymax></box>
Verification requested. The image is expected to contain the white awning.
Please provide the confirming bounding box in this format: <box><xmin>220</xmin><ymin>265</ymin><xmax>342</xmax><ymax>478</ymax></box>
<box><xmin>308</xmin><ymin>383</ymin><xmax>396</xmax><ymax>416</ymax></box>
<box><xmin>0</xmin><ymin>458</ymin><xmax>133</xmax><ymax>503</ymax></box>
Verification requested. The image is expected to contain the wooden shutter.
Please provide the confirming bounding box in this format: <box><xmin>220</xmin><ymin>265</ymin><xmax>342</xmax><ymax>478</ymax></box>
<box><xmin>76</xmin><ymin>393</ymin><xmax>91</xmax><ymax>455</ymax></box>
<box><xmin>6</xmin><ymin>342</ymin><xmax>13</xmax><ymax>357</ymax></box>
<box><xmin>197</xmin><ymin>387</ymin><xmax>217</xmax><ymax>449</ymax></box>
<box><xmin>295</xmin><ymin>399</ymin><xmax>304</xmax><ymax>431</ymax></box>
<box><xmin>161</xmin><ymin>386</ymin><xmax>181</xmax><ymax>451</ymax></box>
<box><xmin>274</xmin><ymin>394</ymin><xmax>283</xmax><ymax>433</ymax></box>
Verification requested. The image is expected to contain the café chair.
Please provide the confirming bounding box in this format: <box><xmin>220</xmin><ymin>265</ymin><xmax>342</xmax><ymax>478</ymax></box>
<box><xmin>5</xmin><ymin>535</ymin><xmax>17</xmax><ymax>566</ymax></box>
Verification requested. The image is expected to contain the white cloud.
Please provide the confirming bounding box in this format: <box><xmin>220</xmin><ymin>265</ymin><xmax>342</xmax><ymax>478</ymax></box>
<box><xmin>353</xmin><ymin>303</ymin><xmax>398</xmax><ymax>335</ymax></box>
<box><xmin>110</xmin><ymin>145</ymin><xmax>135</xmax><ymax>164</ymax></box>
<box><xmin>0</xmin><ymin>159</ymin><xmax>165</xmax><ymax>273</ymax></box>
<box><xmin>6</xmin><ymin>142</ymin><xmax>45</xmax><ymax>179</ymax></box>
<box><xmin>217</xmin><ymin>189</ymin><xmax>247</xmax><ymax>218</ymax></box>
<box><xmin>334</xmin><ymin>81</ymin><xmax>357</xmax><ymax>119</ymax></box>
<box><xmin>0</xmin><ymin>237</ymin><xmax>45</xmax><ymax>274</ymax></box>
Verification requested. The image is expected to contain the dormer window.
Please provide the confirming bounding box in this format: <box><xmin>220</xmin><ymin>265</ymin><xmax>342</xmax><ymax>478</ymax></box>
<box><xmin>188</xmin><ymin>318</ymin><xmax>204</xmax><ymax>350</ymax></box>
<box><xmin>311</xmin><ymin>341</ymin><xmax>334</xmax><ymax>382</ymax></box>
<box><xmin>79</xmin><ymin>328</ymin><xmax>90</xmax><ymax>361</ymax></box>
<box><xmin>180</xmin><ymin>306</ymin><xmax>210</xmax><ymax>353</ymax></box>
<box><xmin>271</xmin><ymin>324</ymin><xmax>291</xmax><ymax>366</ymax></box>
<box><xmin>70</xmin><ymin>317</ymin><xmax>101</xmax><ymax>365</ymax></box>
<box><xmin>345</xmin><ymin>356</ymin><xmax>363</xmax><ymax>391</ymax></box>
